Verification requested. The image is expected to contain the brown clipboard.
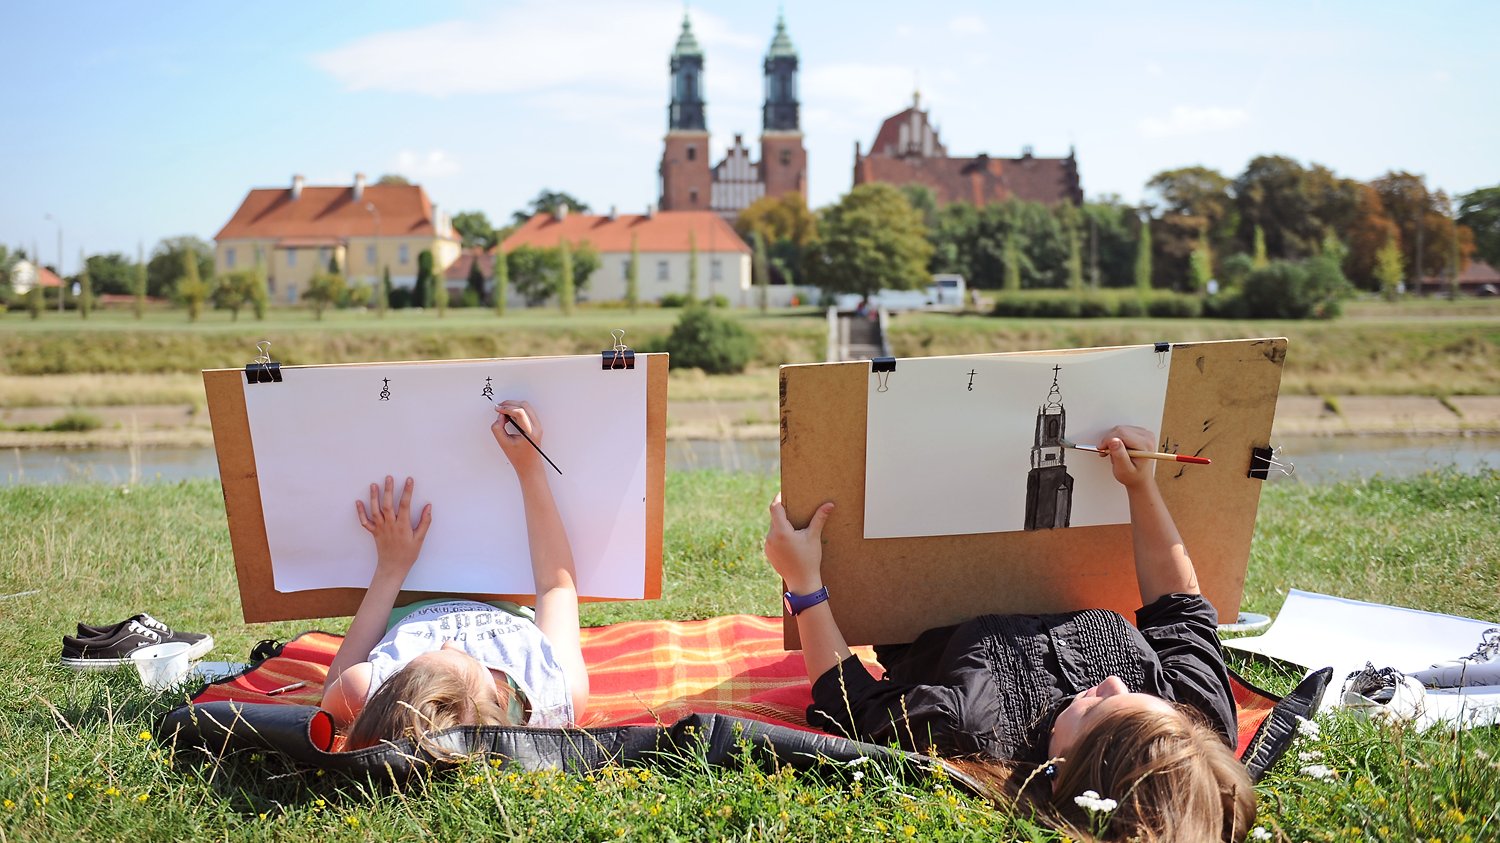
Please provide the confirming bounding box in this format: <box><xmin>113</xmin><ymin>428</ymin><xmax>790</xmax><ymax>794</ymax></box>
<box><xmin>204</xmin><ymin>352</ymin><xmax>667</xmax><ymax>623</ymax></box>
<box><xmin>779</xmin><ymin>338</ymin><xmax>1287</xmax><ymax>647</ymax></box>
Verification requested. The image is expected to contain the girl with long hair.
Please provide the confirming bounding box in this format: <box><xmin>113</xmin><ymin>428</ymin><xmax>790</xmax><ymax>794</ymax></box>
<box><xmin>320</xmin><ymin>400</ymin><xmax>589</xmax><ymax>751</ymax></box>
<box><xmin>766</xmin><ymin>425</ymin><xmax>1254</xmax><ymax>842</ymax></box>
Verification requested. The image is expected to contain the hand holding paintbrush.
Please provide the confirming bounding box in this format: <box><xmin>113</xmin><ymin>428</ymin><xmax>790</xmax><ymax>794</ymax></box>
<box><xmin>1061</xmin><ymin>438</ymin><xmax>1210</xmax><ymax>465</ymax></box>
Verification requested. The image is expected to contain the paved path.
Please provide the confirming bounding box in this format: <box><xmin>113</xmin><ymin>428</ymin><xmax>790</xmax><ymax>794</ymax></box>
<box><xmin>1271</xmin><ymin>395</ymin><xmax>1500</xmax><ymax>437</ymax></box>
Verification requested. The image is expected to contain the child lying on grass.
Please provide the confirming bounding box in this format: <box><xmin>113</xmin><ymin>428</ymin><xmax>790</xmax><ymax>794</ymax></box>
<box><xmin>319</xmin><ymin>400</ymin><xmax>589</xmax><ymax>750</ymax></box>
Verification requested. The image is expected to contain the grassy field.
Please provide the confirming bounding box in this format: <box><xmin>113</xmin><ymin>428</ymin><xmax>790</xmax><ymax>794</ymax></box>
<box><xmin>1</xmin><ymin>469</ymin><xmax>1498</xmax><ymax>841</ymax></box>
<box><xmin>2</xmin><ymin>300</ymin><xmax>1497</xmax><ymax>400</ymax></box>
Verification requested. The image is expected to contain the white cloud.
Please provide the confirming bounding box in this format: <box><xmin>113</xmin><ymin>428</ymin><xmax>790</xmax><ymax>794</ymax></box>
<box><xmin>948</xmin><ymin>15</ymin><xmax>988</xmax><ymax>36</ymax></box>
<box><xmin>1137</xmin><ymin>105</ymin><xmax>1250</xmax><ymax>139</ymax></box>
<box><xmin>394</xmin><ymin>149</ymin><xmax>461</xmax><ymax>179</ymax></box>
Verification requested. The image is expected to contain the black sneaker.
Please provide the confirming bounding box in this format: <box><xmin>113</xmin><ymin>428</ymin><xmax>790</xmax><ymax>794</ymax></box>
<box><xmin>61</xmin><ymin>619</ymin><xmax>171</xmax><ymax>669</ymax></box>
<box><xmin>74</xmin><ymin>614</ymin><xmax>214</xmax><ymax>661</ymax></box>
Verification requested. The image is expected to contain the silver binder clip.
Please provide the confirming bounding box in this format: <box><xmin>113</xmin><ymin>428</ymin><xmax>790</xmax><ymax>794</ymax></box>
<box><xmin>604</xmin><ymin>329</ymin><xmax>635</xmax><ymax>370</ymax></box>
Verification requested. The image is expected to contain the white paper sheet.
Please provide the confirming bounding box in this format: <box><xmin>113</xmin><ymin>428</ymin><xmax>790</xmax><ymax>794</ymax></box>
<box><xmin>863</xmin><ymin>346</ymin><xmax>1172</xmax><ymax>539</ymax></box>
<box><xmin>1225</xmin><ymin>589</ymin><xmax>1500</xmax><ymax>728</ymax></box>
<box><xmin>242</xmin><ymin>356</ymin><xmax>647</xmax><ymax>598</ymax></box>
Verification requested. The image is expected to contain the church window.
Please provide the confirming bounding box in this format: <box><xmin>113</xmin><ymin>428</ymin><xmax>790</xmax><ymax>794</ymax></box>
<box><xmin>225</xmin><ymin>248</ymin><xmax>236</xmax><ymax>268</ymax></box>
<box><xmin>689</xmin><ymin>188</ymin><xmax>699</xmax><ymax>205</ymax></box>
<box><xmin>687</xmin><ymin>146</ymin><xmax>696</xmax><ymax>161</ymax></box>
<box><xmin>710</xmin><ymin>259</ymin><xmax>722</xmax><ymax>281</ymax></box>
<box><xmin>780</xmin><ymin>149</ymin><xmax>792</xmax><ymax>166</ymax></box>
<box><xmin>657</xmin><ymin>260</ymin><xmax>669</xmax><ymax>282</ymax></box>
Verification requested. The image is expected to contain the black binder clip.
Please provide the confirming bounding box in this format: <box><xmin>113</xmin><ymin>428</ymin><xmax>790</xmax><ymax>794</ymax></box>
<box><xmin>1154</xmin><ymin>341</ymin><xmax>1170</xmax><ymax>368</ymax></box>
<box><xmin>603</xmin><ymin>329</ymin><xmax>635</xmax><ymax>370</ymax></box>
<box><xmin>1248</xmin><ymin>446</ymin><xmax>1295</xmax><ymax>480</ymax></box>
<box><xmin>871</xmin><ymin>357</ymin><xmax>896</xmax><ymax>393</ymax></box>
<box><xmin>245</xmin><ymin>340</ymin><xmax>282</xmax><ymax>384</ymax></box>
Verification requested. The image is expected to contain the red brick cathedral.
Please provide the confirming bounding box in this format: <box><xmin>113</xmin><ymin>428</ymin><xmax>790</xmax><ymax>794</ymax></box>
<box><xmin>658</xmin><ymin>14</ymin><xmax>807</xmax><ymax>223</ymax></box>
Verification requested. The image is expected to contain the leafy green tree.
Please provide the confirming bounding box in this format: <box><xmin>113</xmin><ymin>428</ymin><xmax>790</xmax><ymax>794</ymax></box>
<box><xmin>83</xmin><ymin>252</ymin><xmax>135</xmax><ymax>296</ymax></box>
<box><xmin>250</xmin><ymin>247</ymin><xmax>269</xmax><ymax>320</ymax></box>
<box><xmin>735</xmin><ymin>192</ymin><xmax>818</xmax><ymax>284</ymax></box>
<box><xmin>1234</xmin><ymin>155</ymin><xmax>1322</xmax><ymax>259</ymax></box>
<box><xmin>1066</xmin><ymin>226</ymin><xmax>1084</xmax><ymax>291</ymax></box>
<box><xmin>626</xmin><ymin>235</ymin><xmax>640</xmax><ymax>312</ymax></box>
<box><xmin>1134</xmin><ymin>215</ymin><xmax>1153</xmax><ymax>291</ymax></box>
<box><xmin>511</xmin><ymin>190</ymin><xmax>590</xmax><ymax>225</ymax></box>
<box><xmin>806</xmin><ymin>184</ymin><xmax>932</xmax><ymax>296</ymax></box>
<box><xmin>327</xmin><ymin>252</ymin><xmax>340</xmax><ymax>274</ymax></box>
<box><xmin>212</xmin><ymin>270</ymin><xmax>257</xmax><ymax>320</ymax></box>
<box><xmin>133</xmin><ymin>243</ymin><xmax>147</xmax><ymax>319</ymax></box>
<box><xmin>1242</xmin><ymin>258</ymin><xmax>1348</xmax><ymax>319</ymax></box>
<box><xmin>379</xmin><ymin>266</ymin><xmax>391</xmax><ymax>316</ymax></box>
<box><xmin>508</xmin><ymin>245</ymin><xmax>561</xmax><ymax>306</ymax></box>
<box><xmin>413</xmin><ymin>250</ymin><xmax>434</xmax><ymax>308</ymax></box>
<box><xmin>1458</xmin><ymin>186</ymin><xmax>1500</xmax><ymax>268</ymax></box>
<box><xmin>1188</xmin><ymin>246</ymin><xmax>1212</xmax><ymax>293</ymax></box>
<box><xmin>753</xmin><ymin>231</ymin><xmax>770</xmax><ymax>312</ymax></box>
<box><xmin>571</xmin><ymin>241</ymin><xmax>600</xmax><ymax>294</ymax></box>
<box><xmin>664</xmin><ymin>306</ymin><xmax>756</xmax><ymax>374</ymax></box>
<box><xmin>1252</xmin><ymin>225</ymin><xmax>1268</xmax><ymax>268</ymax></box>
<box><xmin>304</xmin><ymin>271</ymin><xmax>346</xmax><ymax>320</ymax></box>
<box><xmin>686</xmin><ymin>231</ymin><xmax>699</xmax><ymax>302</ymax></box>
<box><xmin>1079</xmin><ymin>200</ymin><xmax>1137</xmax><ymax>287</ymax></box>
<box><xmin>1372</xmin><ymin>172</ymin><xmax>1464</xmax><ymax>284</ymax></box>
<box><xmin>76</xmin><ymin>249</ymin><xmax>93</xmax><ymax>319</ymax></box>
<box><xmin>148</xmin><ymin>236</ymin><xmax>214</xmax><ymax>299</ymax></box>
<box><xmin>1373</xmin><ymin>238</ymin><xmax>1405</xmax><ymax>301</ymax></box>
<box><xmin>1218</xmin><ymin>253</ymin><xmax>1255</xmax><ymax>290</ymax></box>
<box><xmin>466</xmin><ymin>258</ymin><xmax>485</xmax><ymax>304</ymax></box>
<box><xmin>27</xmin><ymin>284</ymin><xmax>43</xmax><ymax>319</ymax></box>
<box><xmin>433</xmin><ymin>267</ymin><xmax>448</xmax><ymax>316</ymax></box>
<box><xmin>452</xmin><ymin>210</ymin><xmax>499</xmax><ymax>250</ymax></box>
<box><xmin>176</xmin><ymin>249</ymin><xmax>209</xmax><ymax>321</ymax></box>
<box><xmin>1002</xmin><ymin>230</ymin><xmax>1021</xmax><ymax>291</ymax></box>
<box><xmin>376</xmin><ymin>174</ymin><xmax>411</xmax><ymax>186</ymax></box>
<box><xmin>558</xmin><ymin>240</ymin><xmax>575</xmax><ymax>315</ymax></box>
<box><xmin>493</xmin><ymin>250</ymin><xmax>508</xmax><ymax>316</ymax></box>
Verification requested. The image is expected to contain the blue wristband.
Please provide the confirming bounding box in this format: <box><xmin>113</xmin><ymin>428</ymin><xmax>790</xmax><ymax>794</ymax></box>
<box><xmin>783</xmin><ymin>586</ymin><xmax>829</xmax><ymax>617</ymax></box>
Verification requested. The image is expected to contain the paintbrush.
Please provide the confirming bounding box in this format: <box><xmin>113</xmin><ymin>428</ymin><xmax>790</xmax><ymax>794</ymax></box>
<box><xmin>490</xmin><ymin>403</ymin><xmax>563</xmax><ymax>475</ymax></box>
<box><xmin>1061</xmin><ymin>438</ymin><xmax>1211</xmax><ymax>465</ymax></box>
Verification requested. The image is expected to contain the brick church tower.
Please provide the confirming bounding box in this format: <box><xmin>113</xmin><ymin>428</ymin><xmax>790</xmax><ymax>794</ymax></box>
<box><xmin>759</xmin><ymin>14</ymin><xmax>806</xmax><ymax>199</ymax></box>
<box><xmin>659</xmin><ymin>15</ymin><xmax>711</xmax><ymax>211</ymax></box>
<box><xmin>658</xmin><ymin>14</ymin><xmax>808</xmax><ymax>221</ymax></box>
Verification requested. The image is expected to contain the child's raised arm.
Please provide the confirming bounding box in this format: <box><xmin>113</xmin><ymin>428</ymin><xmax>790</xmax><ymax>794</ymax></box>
<box><xmin>491</xmin><ymin>400</ymin><xmax>589</xmax><ymax>719</ymax></box>
<box><xmin>321</xmin><ymin>476</ymin><xmax>432</xmax><ymax>723</ymax></box>
<box><xmin>1098</xmin><ymin>424</ymin><xmax>1199</xmax><ymax>605</ymax></box>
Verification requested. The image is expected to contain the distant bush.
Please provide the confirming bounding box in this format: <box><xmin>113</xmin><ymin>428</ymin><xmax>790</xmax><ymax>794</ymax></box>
<box><xmin>664</xmin><ymin>306</ymin><xmax>757</xmax><ymax>374</ymax></box>
<box><xmin>707</xmin><ymin>294</ymin><xmax>730</xmax><ymax>308</ymax></box>
<box><xmin>1241</xmin><ymin>257</ymin><xmax>1351</xmax><ymax>319</ymax></box>
<box><xmin>1114</xmin><ymin>296</ymin><xmax>1145</xmax><ymax>318</ymax></box>
<box><xmin>49</xmin><ymin>411</ymin><xmax>103</xmax><ymax>432</ymax></box>
<box><xmin>989</xmin><ymin>290</ymin><xmax>1203</xmax><ymax>319</ymax></box>
<box><xmin>388</xmin><ymin>286</ymin><xmax>412</xmax><ymax>309</ymax></box>
<box><xmin>1202</xmin><ymin>291</ymin><xmax>1248</xmax><ymax>319</ymax></box>
<box><xmin>1144</xmin><ymin>293</ymin><xmax>1202</xmax><ymax>318</ymax></box>
<box><xmin>658</xmin><ymin>293</ymin><xmax>689</xmax><ymax>308</ymax></box>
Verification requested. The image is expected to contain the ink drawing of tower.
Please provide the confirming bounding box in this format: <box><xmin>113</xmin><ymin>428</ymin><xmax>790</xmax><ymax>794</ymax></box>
<box><xmin>1024</xmin><ymin>365</ymin><xmax>1073</xmax><ymax>530</ymax></box>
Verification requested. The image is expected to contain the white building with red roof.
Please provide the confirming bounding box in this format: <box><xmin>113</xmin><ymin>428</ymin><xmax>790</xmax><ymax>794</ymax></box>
<box><xmin>8</xmin><ymin>260</ymin><xmax>64</xmax><ymax>295</ymax></box>
<box><xmin>495</xmin><ymin>208</ymin><xmax>751</xmax><ymax>305</ymax></box>
<box><xmin>214</xmin><ymin>173</ymin><xmax>459</xmax><ymax>303</ymax></box>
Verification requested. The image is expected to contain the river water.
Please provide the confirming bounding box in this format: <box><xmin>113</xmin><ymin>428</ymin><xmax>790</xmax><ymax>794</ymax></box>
<box><xmin>3</xmin><ymin>435</ymin><xmax>1495</xmax><ymax>486</ymax></box>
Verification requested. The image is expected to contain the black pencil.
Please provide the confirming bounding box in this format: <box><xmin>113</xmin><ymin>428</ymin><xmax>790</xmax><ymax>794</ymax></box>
<box><xmin>500</xmin><ymin>411</ymin><xmax>563</xmax><ymax>476</ymax></box>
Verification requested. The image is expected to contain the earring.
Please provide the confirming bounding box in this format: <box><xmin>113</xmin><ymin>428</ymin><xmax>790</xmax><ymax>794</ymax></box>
<box><xmin>1043</xmin><ymin>762</ymin><xmax>1058</xmax><ymax>781</ymax></box>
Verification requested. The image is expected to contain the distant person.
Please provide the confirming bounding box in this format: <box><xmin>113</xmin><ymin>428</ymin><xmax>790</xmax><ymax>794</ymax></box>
<box><xmin>320</xmin><ymin>401</ymin><xmax>589</xmax><ymax>751</ymax></box>
<box><xmin>855</xmin><ymin>296</ymin><xmax>870</xmax><ymax>318</ymax></box>
<box><xmin>765</xmin><ymin>425</ymin><xmax>1252</xmax><ymax>841</ymax></box>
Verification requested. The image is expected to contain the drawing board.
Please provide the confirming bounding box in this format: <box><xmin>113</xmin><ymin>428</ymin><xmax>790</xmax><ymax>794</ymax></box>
<box><xmin>864</xmin><ymin>346</ymin><xmax>1171</xmax><ymax>539</ymax></box>
<box><xmin>205</xmin><ymin>352</ymin><xmax>667</xmax><ymax>623</ymax></box>
<box><xmin>780</xmin><ymin>338</ymin><xmax>1287</xmax><ymax>647</ymax></box>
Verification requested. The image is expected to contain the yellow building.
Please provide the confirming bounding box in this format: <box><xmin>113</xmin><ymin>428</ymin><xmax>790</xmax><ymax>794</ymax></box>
<box><xmin>214</xmin><ymin>174</ymin><xmax>460</xmax><ymax>304</ymax></box>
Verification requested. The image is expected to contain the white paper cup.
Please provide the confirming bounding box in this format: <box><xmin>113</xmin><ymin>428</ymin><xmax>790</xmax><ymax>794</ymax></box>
<box><xmin>133</xmin><ymin>642</ymin><xmax>193</xmax><ymax>691</ymax></box>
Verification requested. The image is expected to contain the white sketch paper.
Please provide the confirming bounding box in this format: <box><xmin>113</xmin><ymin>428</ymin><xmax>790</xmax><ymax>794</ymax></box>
<box><xmin>1225</xmin><ymin>589</ymin><xmax>1500</xmax><ymax>729</ymax></box>
<box><xmin>864</xmin><ymin>346</ymin><xmax>1171</xmax><ymax>539</ymax></box>
<box><xmin>241</xmin><ymin>356</ymin><xmax>647</xmax><ymax>598</ymax></box>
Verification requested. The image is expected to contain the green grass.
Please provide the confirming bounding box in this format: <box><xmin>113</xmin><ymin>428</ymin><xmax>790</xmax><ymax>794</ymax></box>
<box><xmin>2</xmin><ymin>470</ymin><xmax>1498</xmax><ymax>840</ymax></box>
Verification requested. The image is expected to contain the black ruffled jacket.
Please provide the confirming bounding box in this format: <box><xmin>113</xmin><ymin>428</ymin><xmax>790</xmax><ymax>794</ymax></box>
<box><xmin>808</xmin><ymin>593</ymin><xmax>1236</xmax><ymax>764</ymax></box>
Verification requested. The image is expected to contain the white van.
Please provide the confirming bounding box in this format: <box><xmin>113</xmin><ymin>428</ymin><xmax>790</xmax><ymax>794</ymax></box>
<box><xmin>927</xmin><ymin>274</ymin><xmax>967</xmax><ymax>307</ymax></box>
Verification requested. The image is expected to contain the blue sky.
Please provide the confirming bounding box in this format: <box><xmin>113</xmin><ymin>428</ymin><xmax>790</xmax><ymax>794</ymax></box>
<box><xmin>4</xmin><ymin>1</ymin><xmax>1496</xmax><ymax>275</ymax></box>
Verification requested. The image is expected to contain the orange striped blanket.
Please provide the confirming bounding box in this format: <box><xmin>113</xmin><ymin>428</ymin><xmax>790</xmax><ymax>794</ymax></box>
<box><xmin>191</xmin><ymin>614</ymin><xmax>1277</xmax><ymax>757</ymax></box>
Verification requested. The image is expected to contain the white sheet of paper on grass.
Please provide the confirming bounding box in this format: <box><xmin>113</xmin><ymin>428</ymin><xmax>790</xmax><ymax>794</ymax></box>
<box><xmin>241</xmin><ymin>356</ymin><xmax>647</xmax><ymax>598</ymax></box>
<box><xmin>863</xmin><ymin>346</ymin><xmax>1171</xmax><ymax>539</ymax></box>
<box><xmin>1225</xmin><ymin>589</ymin><xmax>1500</xmax><ymax>728</ymax></box>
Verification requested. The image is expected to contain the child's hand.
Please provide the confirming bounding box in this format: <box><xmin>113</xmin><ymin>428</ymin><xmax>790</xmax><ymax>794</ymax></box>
<box><xmin>355</xmin><ymin>475</ymin><xmax>432</xmax><ymax>574</ymax></box>
<box><xmin>765</xmin><ymin>493</ymin><xmax>835</xmax><ymax>595</ymax></box>
<box><xmin>1098</xmin><ymin>425</ymin><xmax>1158</xmax><ymax>490</ymax></box>
<box><xmin>491</xmin><ymin>400</ymin><xmax>545</xmax><ymax>476</ymax></box>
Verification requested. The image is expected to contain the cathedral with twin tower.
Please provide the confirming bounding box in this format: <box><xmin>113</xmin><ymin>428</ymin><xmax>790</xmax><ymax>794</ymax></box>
<box><xmin>658</xmin><ymin>14</ymin><xmax>806</xmax><ymax>223</ymax></box>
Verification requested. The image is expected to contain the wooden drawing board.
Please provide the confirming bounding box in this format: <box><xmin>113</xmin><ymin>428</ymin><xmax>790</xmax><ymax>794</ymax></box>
<box><xmin>204</xmin><ymin>353</ymin><xmax>667</xmax><ymax>624</ymax></box>
<box><xmin>779</xmin><ymin>338</ymin><xmax>1287</xmax><ymax>647</ymax></box>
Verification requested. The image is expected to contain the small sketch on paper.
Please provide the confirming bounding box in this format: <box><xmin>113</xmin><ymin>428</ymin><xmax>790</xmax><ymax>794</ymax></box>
<box><xmin>967</xmin><ymin>369</ymin><xmax>976</xmax><ymax>391</ymax></box>
<box><xmin>379</xmin><ymin>378</ymin><xmax>391</xmax><ymax>401</ymax></box>
<box><xmin>481</xmin><ymin>376</ymin><xmax>495</xmax><ymax>402</ymax></box>
<box><xmin>1023</xmin><ymin>364</ymin><xmax>1073</xmax><ymax>531</ymax></box>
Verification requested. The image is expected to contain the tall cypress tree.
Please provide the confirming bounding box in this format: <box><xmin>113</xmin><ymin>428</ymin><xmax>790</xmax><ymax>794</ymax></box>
<box><xmin>753</xmin><ymin>231</ymin><xmax>771</xmax><ymax>312</ymax></box>
<box><xmin>687</xmin><ymin>230</ymin><xmax>699</xmax><ymax>302</ymax></box>
<box><xmin>1252</xmin><ymin>224</ymin><xmax>1269</xmax><ymax>268</ymax></box>
<box><xmin>414</xmin><ymin>250</ymin><xmax>434</xmax><ymax>308</ymax></box>
<box><xmin>493</xmin><ymin>249</ymin><xmax>508</xmax><ymax>316</ymax></box>
<box><xmin>1134</xmin><ymin>215</ymin><xmax>1153</xmax><ymax>292</ymax></box>
<box><xmin>251</xmin><ymin>245</ymin><xmax>269</xmax><ymax>320</ymax></box>
<box><xmin>77</xmin><ymin>248</ymin><xmax>93</xmax><ymax>319</ymax></box>
<box><xmin>1066</xmin><ymin>227</ymin><xmax>1084</xmax><ymax>292</ymax></box>
<box><xmin>133</xmin><ymin>242</ymin><xmax>147</xmax><ymax>319</ymax></box>
<box><xmin>1003</xmin><ymin>231</ymin><xmax>1021</xmax><ymax>291</ymax></box>
<box><xmin>558</xmin><ymin>239</ymin><xmax>575</xmax><ymax>315</ymax></box>
<box><xmin>380</xmin><ymin>266</ymin><xmax>392</xmax><ymax>315</ymax></box>
<box><xmin>626</xmin><ymin>235</ymin><xmax>640</xmax><ymax>312</ymax></box>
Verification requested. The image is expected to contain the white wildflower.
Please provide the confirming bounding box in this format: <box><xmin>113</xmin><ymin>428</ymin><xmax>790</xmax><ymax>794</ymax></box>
<box><xmin>1295</xmin><ymin>716</ymin><xmax>1321</xmax><ymax>740</ymax></box>
<box><xmin>1073</xmin><ymin>790</ymin><xmax>1118</xmax><ymax>813</ymax></box>
<box><xmin>851</xmin><ymin>771</ymin><xmax>864</xmax><ymax>782</ymax></box>
<box><xmin>844</xmin><ymin>756</ymin><xmax>870</xmax><ymax>767</ymax></box>
<box><xmin>1249</xmin><ymin>827</ymin><xmax>1272</xmax><ymax>841</ymax></box>
<box><xmin>1297</xmin><ymin>750</ymin><xmax>1323</xmax><ymax>762</ymax></box>
<box><xmin>1299</xmin><ymin>764</ymin><xmax>1334</xmax><ymax>781</ymax></box>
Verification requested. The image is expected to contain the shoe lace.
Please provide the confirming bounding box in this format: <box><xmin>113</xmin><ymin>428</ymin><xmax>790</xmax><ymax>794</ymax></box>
<box><xmin>137</xmin><ymin>614</ymin><xmax>173</xmax><ymax>634</ymax></box>
<box><xmin>127</xmin><ymin>621</ymin><xmax>162</xmax><ymax>643</ymax></box>
<box><xmin>1459</xmin><ymin>628</ymin><xmax>1500</xmax><ymax>664</ymax></box>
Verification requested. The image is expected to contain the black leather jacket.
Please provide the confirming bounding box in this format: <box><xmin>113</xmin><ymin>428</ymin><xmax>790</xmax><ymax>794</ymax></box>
<box><xmin>808</xmin><ymin>593</ymin><xmax>1236</xmax><ymax>763</ymax></box>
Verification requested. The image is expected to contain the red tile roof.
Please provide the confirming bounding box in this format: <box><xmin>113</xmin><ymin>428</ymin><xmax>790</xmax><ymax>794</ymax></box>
<box><xmin>215</xmin><ymin>183</ymin><xmax>450</xmax><ymax>242</ymax></box>
<box><xmin>870</xmin><ymin>106</ymin><xmax>949</xmax><ymax>158</ymax></box>
<box><xmin>444</xmin><ymin>248</ymin><xmax>495</xmax><ymax>280</ymax></box>
<box><xmin>35</xmin><ymin>266</ymin><xmax>63</xmax><ymax>288</ymax></box>
<box><xmin>856</xmin><ymin>153</ymin><xmax>1082</xmax><ymax>207</ymax></box>
<box><xmin>500</xmin><ymin>211</ymin><xmax>750</xmax><ymax>254</ymax></box>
